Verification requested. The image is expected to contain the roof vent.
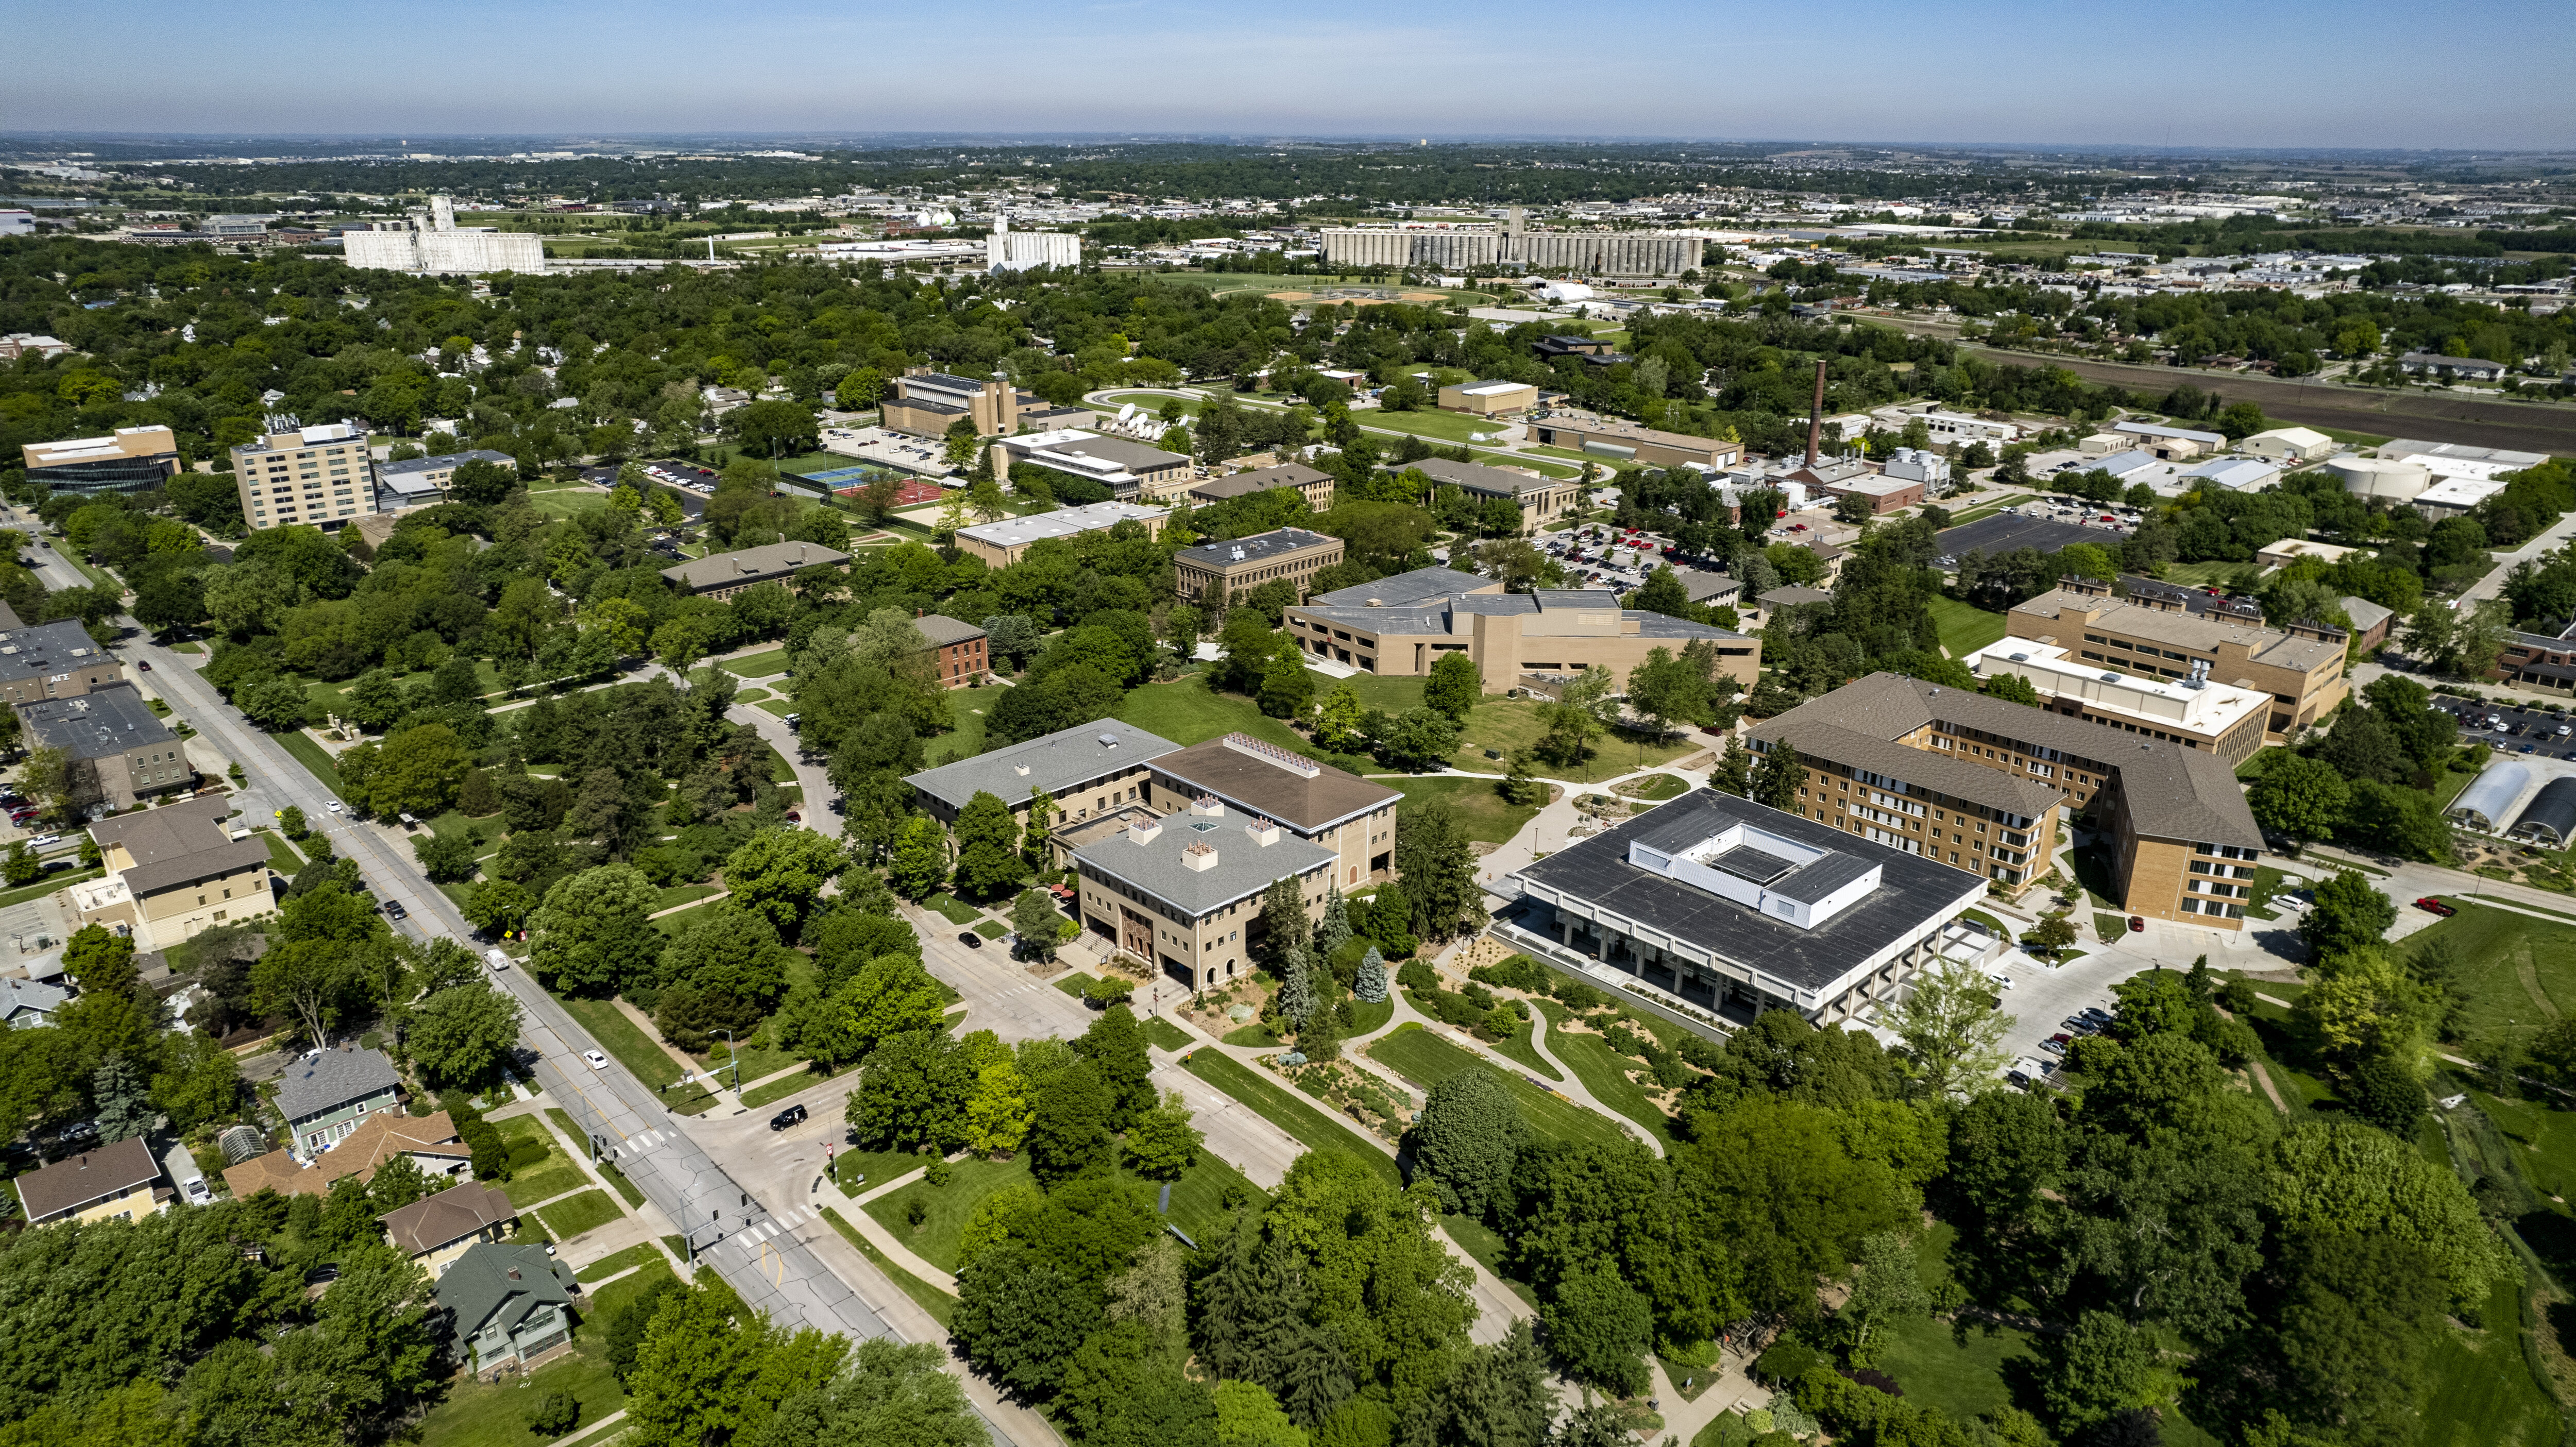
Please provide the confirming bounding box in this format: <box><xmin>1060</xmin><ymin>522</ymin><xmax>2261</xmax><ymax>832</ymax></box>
<box><xmin>1129</xmin><ymin>816</ymin><xmax>1163</xmax><ymax>845</ymax></box>
<box><xmin>1013</xmin><ymin>764</ymin><xmax>1030</xmax><ymax>776</ymax></box>
<box><xmin>1191</xmin><ymin>794</ymin><xmax>1225</xmax><ymax>819</ymax></box>
<box><xmin>1245</xmin><ymin>817</ymin><xmax>1281</xmax><ymax>846</ymax></box>
<box><xmin>1098</xmin><ymin>733</ymin><xmax>1118</xmax><ymax>748</ymax></box>
<box><xmin>1182</xmin><ymin>842</ymin><xmax>1219</xmax><ymax>871</ymax></box>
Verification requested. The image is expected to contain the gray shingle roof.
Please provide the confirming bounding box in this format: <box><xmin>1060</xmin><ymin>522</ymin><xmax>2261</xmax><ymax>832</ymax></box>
<box><xmin>434</xmin><ymin>1243</ymin><xmax>574</xmax><ymax>1340</ymax></box>
<box><xmin>1309</xmin><ymin>565</ymin><xmax>1496</xmax><ymax>609</ymax></box>
<box><xmin>1409</xmin><ymin>456</ymin><xmax>1562</xmax><ymax>498</ymax></box>
<box><xmin>1759</xmin><ymin>673</ymin><xmax>2262</xmax><ymax>849</ymax></box>
<box><xmin>1073</xmin><ymin>815</ymin><xmax>1337</xmax><ymax>919</ymax></box>
<box><xmin>382</xmin><ymin>1181</ymin><xmax>516</xmax><ymax>1257</ymax></box>
<box><xmin>914</xmin><ymin>614</ymin><xmax>987</xmax><ymax>649</ymax></box>
<box><xmin>273</xmin><ymin>1045</ymin><xmax>401</xmax><ymax>1123</ymax></box>
<box><xmin>905</xmin><ymin>721</ymin><xmax>1182</xmax><ymax>813</ymax></box>
<box><xmin>659</xmin><ymin>542</ymin><xmax>849</xmax><ymax>592</ymax></box>
<box><xmin>0</xmin><ymin>975</ymin><xmax>69</xmax><ymax>1022</ymax></box>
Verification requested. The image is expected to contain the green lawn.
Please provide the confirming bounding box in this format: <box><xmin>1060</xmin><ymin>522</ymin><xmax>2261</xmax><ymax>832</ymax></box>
<box><xmin>1367</xmin><ymin>1025</ymin><xmax>1601</xmax><ymax>1144</ymax></box>
<box><xmin>830</xmin><ymin>1145</ymin><xmax>923</xmax><ymax>1196</ymax></box>
<box><xmin>2418</xmin><ymin>1270</ymin><xmax>2564</xmax><ymax>1447</ymax></box>
<box><xmin>412</xmin><ymin>1319</ymin><xmax>624</xmax><ymax>1447</ymax></box>
<box><xmin>924</xmin><ymin>686</ymin><xmax>991</xmax><ymax>767</ymax></box>
<box><xmin>573</xmin><ymin>1240</ymin><xmax>663</xmax><ymax>1283</ymax></box>
<box><xmin>1618</xmin><ymin>772</ymin><xmax>1691</xmax><ymax>802</ymax></box>
<box><xmin>0</xmin><ymin>866</ymin><xmax>101</xmax><ymax>911</ymax></box>
<box><xmin>255</xmin><ymin>829</ymin><xmax>304</xmax><ymax>874</ymax></box>
<box><xmin>538</xmin><ymin>1188</ymin><xmax>625</xmax><ymax>1242</ymax></box>
<box><xmin>739</xmin><ymin>1063</ymin><xmax>843</xmax><ymax>1110</ymax></box>
<box><xmin>1117</xmin><ymin>673</ymin><xmax>1312</xmax><ymax>755</ymax></box>
<box><xmin>1926</xmin><ymin>595</ymin><xmax>2008</xmax><ymax>659</ymax></box>
<box><xmin>653</xmin><ymin>883</ymin><xmax>720</xmax><ymax>913</ymax></box>
<box><xmin>2155</xmin><ymin>559</ymin><xmax>2247</xmax><ymax>588</ymax></box>
<box><xmin>821</xmin><ymin>1206</ymin><xmax>956</xmax><ymax>1328</ymax></box>
<box><xmin>1143</xmin><ymin>1015</ymin><xmax>1196</xmax><ymax>1051</ymax></box>
<box><xmin>861</xmin><ymin>1156</ymin><xmax>1036</xmax><ymax>1274</ymax></box>
<box><xmin>492</xmin><ymin>1115</ymin><xmax>591</xmax><ymax>1208</ymax></box>
<box><xmin>1387</xmin><ymin>775</ymin><xmax>1545</xmax><ymax>847</ymax></box>
<box><xmin>921</xmin><ymin>893</ymin><xmax>982</xmax><ymax>926</ymax></box>
<box><xmin>1162</xmin><ymin>1150</ymin><xmax>1265</xmax><ymax>1245</ymax></box>
<box><xmin>1532</xmin><ymin>1002</ymin><xmax>1675</xmax><ymax>1146</ymax></box>
<box><xmin>720</xmin><ymin>648</ymin><xmax>793</xmax><ymax>680</ymax></box>
<box><xmin>1486</xmin><ymin>1014</ymin><xmax>1563</xmax><ymax>1081</ymax></box>
<box><xmin>1181</xmin><ymin>1051</ymin><xmax>1402</xmax><ymax>1188</ymax></box>
<box><xmin>2394</xmin><ymin>904</ymin><xmax>2576</xmax><ymax>1054</ymax></box>
<box><xmin>553</xmin><ymin>993</ymin><xmax>681</xmax><ymax>1090</ymax></box>
<box><xmin>1451</xmin><ymin>699</ymin><xmax>1703</xmax><ymax>784</ymax></box>
<box><xmin>274</xmin><ymin>730</ymin><xmax>345</xmax><ymax>795</ymax></box>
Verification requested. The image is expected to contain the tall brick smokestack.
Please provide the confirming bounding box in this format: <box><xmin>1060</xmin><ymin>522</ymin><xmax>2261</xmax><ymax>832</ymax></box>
<box><xmin>1805</xmin><ymin>360</ymin><xmax>1827</xmax><ymax>468</ymax></box>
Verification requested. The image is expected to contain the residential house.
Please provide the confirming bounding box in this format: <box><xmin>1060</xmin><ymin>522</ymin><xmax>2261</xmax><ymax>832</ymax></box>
<box><xmin>274</xmin><ymin>1045</ymin><xmax>402</xmax><ymax>1160</ymax></box>
<box><xmin>382</xmin><ymin>1181</ymin><xmax>519</xmax><ymax>1276</ymax></box>
<box><xmin>15</xmin><ymin>1137</ymin><xmax>168</xmax><ymax>1227</ymax></box>
<box><xmin>437</xmin><ymin>1243</ymin><xmax>581</xmax><ymax>1378</ymax></box>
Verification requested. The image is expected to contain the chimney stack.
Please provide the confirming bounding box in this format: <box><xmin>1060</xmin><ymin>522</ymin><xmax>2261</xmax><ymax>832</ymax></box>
<box><xmin>1805</xmin><ymin>360</ymin><xmax>1827</xmax><ymax>468</ymax></box>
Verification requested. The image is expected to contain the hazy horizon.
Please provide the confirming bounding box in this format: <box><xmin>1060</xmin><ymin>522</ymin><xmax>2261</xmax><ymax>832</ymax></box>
<box><xmin>10</xmin><ymin>0</ymin><xmax>2573</xmax><ymax>152</ymax></box>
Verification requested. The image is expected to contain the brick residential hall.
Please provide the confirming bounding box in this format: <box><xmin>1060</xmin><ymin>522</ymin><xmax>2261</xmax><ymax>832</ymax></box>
<box><xmin>1071</xmin><ymin>798</ymin><xmax>1337</xmax><ymax>989</ymax></box>
<box><xmin>230</xmin><ymin>422</ymin><xmax>381</xmax><ymax>531</ymax></box>
<box><xmin>1403</xmin><ymin>457</ymin><xmax>1585</xmax><ymax>534</ymax></box>
<box><xmin>1750</xmin><ymin>672</ymin><xmax>2264</xmax><ymax>927</ymax></box>
<box><xmin>1186</xmin><ymin>461</ymin><xmax>1335</xmax><ymax>512</ymax></box>
<box><xmin>905</xmin><ymin>721</ymin><xmax>1185</xmax><ymax>842</ymax></box>
<box><xmin>1172</xmin><ymin>527</ymin><xmax>1345</xmax><ymax>605</ymax></box>
<box><xmin>914</xmin><ymin>614</ymin><xmax>990</xmax><ymax>687</ymax></box>
<box><xmin>950</xmin><ymin>501</ymin><xmax>1169</xmax><ymax>568</ymax></box>
<box><xmin>2006</xmin><ymin>575</ymin><xmax>2349</xmax><ymax>742</ymax></box>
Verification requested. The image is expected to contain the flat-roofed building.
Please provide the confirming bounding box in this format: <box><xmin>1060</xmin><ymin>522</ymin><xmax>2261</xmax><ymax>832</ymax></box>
<box><xmin>15</xmin><ymin>1137</ymin><xmax>167</xmax><ymax>1228</ymax></box>
<box><xmin>993</xmin><ymin>431</ymin><xmax>1193</xmax><ymax>500</ymax></box>
<box><xmin>18</xmin><ymin>683</ymin><xmax>191</xmax><ymax>812</ymax></box>
<box><xmin>1815</xmin><ymin>472</ymin><xmax>1924</xmax><ymax>516</ymax></box>
<box><xmin>952</xmin><ymin>501</ymin><xmax>1168</xmax><ymax>568</ymax></box>
<box><xmin>1750</xmin><ymin>672</ymin><xmax>2265</xmax><ymax>929</ymax></box>
<box><xmin>0</xmin><ymin>618</ymin><xmax>122</xmax><ymax>705</ymax></box>
<box><xmin>1173</xmin><ymin>527</ymin><xmax>1345</xmax><ymax>605</ymax></box>
<box><xmin>1187</xmin><ymin>462</ymin><xmax>1334</xmax><ymax>513</ymax></box>
<box><xmin>379</xmin><ymin>448</ymin><xmax>515</xmax><ymax>507</ymax></box>
<box><xmin>2112</xmin><ymin>419</ymin><xmax>2226</xmax><ymax>460</ymax></box>
<box><xmin>1144</xmin><ymin>732</ymin><xmax>1402</xmax><ymax>891</ymax></box>
<box><xmin>1498</xmin><ymin>788</ymin><xmax>1990</xmax><ymax>1025</ymax></box>
<box><xmin>22</xmin><ymin>427</ymin><xmax>181</xmax><ymax>497</ymax></box>
<box><xmin>1960</xmin><ymin>639</ymin><xmax>2273</xmax><ymax>766</ymax></box>
<box><xmin>74</xmin><ymin>794</ymin><xmax>273</xmax><ymax>949</ymax></box>
<box><xmin>1282</xmin><ymin>566</ymin><xmax>1759</xmax><ymax>694</ymax></box>
<box><xmin>1528</xmin><ymin>415</ymin><xmax>1743</xmax><ymax>470</ymax></box>
<box><xmin>1406</xmin><ymin>456</ymin><xmax>1583</xmax><ymax>535</ymax></box>
<box><xmin>915</xmin><ymin>614</ymin><xmax>990</xmax><ymax>688</ymax></box>
<box><xmin>1071</xmin><ymin>802</ymin><xmax>1338</xmax><ymax>988</ymax></box>
<box><xmin>1438</xmin><ymin>380</ymin><xmax>1540</xmax><ymax>416</ymax></box>
<box><xmin>230</xmin><ymin>422</ymin><xmax>380</xmax><ymax>531</ymax></box>
<box><xmin>2008</xmin><ymin>576</ymin><xmax>2348</xmax><ymax>741</ymax></box>
<box><xmin>906</xmin><ymin>720</ymin><xmax>1184</xmax><ymax>836</ymax></box>
<box><xmin>659</xmin><ymin>541</ymin><xmax>849</xmax><ymax>600</ymax></box>
<box><xmin>881</xmin><ymin>369</ymin><xmax>1020</xmax><ymax>439</ymax></box>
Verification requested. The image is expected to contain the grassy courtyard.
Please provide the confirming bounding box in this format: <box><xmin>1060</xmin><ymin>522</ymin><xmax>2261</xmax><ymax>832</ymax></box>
<box><xmin>1366</xmin><ymin>1025</ymin><xmax>1600</xmax><ymax>1143</ymax></box>
<box><xmin>1927</xmin><ymin>595</ymin><xmax>2008</xmax><ymax>659</ymax></box>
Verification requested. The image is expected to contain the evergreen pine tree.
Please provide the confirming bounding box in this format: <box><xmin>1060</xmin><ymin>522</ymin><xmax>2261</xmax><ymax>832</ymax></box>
<box><xmin>1277</xmin><ymin>944</ymin><xmax>1317</xmax><ymax>1032</ymax></box>
<box><xmin>1354</xmin><ymin>945</ymin><xmax>1388</xmax><ymax>1004</ymax></box>
<box><xmin>91</xmin><ymin>1056</ymin><xmax>152</xmax><ymax>1143</ymax></box>
<box><xmin>1316</xmin><ymin>884</ymin><xmax>1352</xmax><ymax>958</ymax></box>
<box><xmin>1713</xmin><ymin>736</ymin><xmax>1755</xmax><ymax>797</ymax></box>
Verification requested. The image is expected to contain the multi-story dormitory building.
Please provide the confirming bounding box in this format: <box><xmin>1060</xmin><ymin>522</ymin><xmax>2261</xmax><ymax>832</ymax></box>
<box><xmin>2006</xmin><ymin>576</ymin><xmax>2349</xmax><ymax>744</ymax></box>
<box><xmin>1750</xmin><ymin>673</ymin><xmax>2265</xmax><ymax>928</ymax></box>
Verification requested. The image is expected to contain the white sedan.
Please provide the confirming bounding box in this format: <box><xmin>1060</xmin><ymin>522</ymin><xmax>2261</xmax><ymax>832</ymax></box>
<box><xmin>583</xmin><ymin>1050</ymin><xmax>608</xmax><ymax>1070</ymax></box>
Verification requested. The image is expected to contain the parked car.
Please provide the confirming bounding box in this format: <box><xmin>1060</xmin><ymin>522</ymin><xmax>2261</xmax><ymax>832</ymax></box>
<box><xmin>769</xmin><ymin>1104</ymin><xmax>808</xmax><ymax>1131</ymax></box>
<box><xmin>25</xmin><ymin>835</ymin><xmax>61</xmax><ymax>850</ymax></box>
<box><xmin>2079</xmin><ymin>1007</ymin><xmax>2113</xmax><ymax>1025</ymax></box>
<box><xmin>957</xmin><ymin>932</ymin><xmax>982</xmax><ymax>949</ymax></box>
<box><xmin>2040</xmin><ymin>1037</ymin><xmax>2069</xmax><ymax>1055</ymax></box>
<box><xmin>485</xmin><ymin>947</ymin><xmax>512</xmax><ymax>973</ymax></box>
<box><xmin>2413</xmin><ymin>897</ymin><xmax>2458</xmax><ymax>917</ymax></box>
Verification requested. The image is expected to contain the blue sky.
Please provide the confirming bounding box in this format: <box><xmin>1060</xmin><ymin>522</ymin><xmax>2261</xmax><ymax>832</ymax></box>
<box><xmin>11</xmin><ymin>0</ymin><xmax>2573</xmax><ymax>150</ymax></box>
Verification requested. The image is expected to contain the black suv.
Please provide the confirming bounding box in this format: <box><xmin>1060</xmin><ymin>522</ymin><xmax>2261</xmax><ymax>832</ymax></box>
<box><xmin>769</xmin><ymin>1104</ymin><xmax>808</xmax><ymax>1131</ymax></box>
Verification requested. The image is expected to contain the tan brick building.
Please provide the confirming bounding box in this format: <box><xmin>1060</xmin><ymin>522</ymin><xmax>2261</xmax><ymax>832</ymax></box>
<box><xmin>1144</xmin><ymin>732</ymin><xmax>1401</xmax><ymax>891</ymax></box>
<box><xmin>951</xmin><ymin>502</ymin><xmax>1168</xmax><ymax>568</ymax></box>
<box><xmin>1070</xmin><ymin>802</ymin><xmax>1339</xmax><ymax>989</ymax></box>
<box><xmin>1405</xmin><ymin>457</ymin><xmax>1584</xmax><ymax>535</ymax></box>
<box><xmin>1283</xmin><ymin>566</ymin><xmax>1758</xmax><ymax>695</ymax></box>
<box><xmin>71</xmin><ymin>794</ymin><xmax>274</xmax><ymax>949</ymax></box>
<box><xmin>229</xmin><ymin>422</ymin><xmax>381</xmax><ymax>531</ymax></box>
<box><xmin>19</xmin><ymin>683</ymin><xmax>192</xmax><ymax>811</ymax></box>
<box><xmin>1751</xmin><ymin>673</ymin><xmax>2264</xmax><ymax>928</ymax></box>
<box><xmin>1437</xmin><ymin>380</ymin><xmax>1540</xmax><ymax>416</ymax></box>
<box><xmin>1173</xmin><ymin>527</ymin><xmax>1346</xmax><ymax>605</ymax></box>
<box><xmin>881</xmin><ymin>369</ymin><xmax>1020</xmax><ymax>439</ymax></box>
<box><xmin>2008</xmin><ymin>576</ymin><xmax>2349</xmax><ymax>742</ymax></box>
<box><xmin>1528</xmin><ymin>415</ymin><xmax>1743</xmax><ymax>470</ymax></box>
<box><xmin>659</xmin><ymin>541</ymin><xmax>850</xmax><ymax>600</ymax></box>
<box><xmin>0</xmin><ymin>619</ymin><xmax>123</xmax><ymax>705</ymax></box>
<box><xmin>1187</xmin><ymin>462</ymin><xmax>1335</xmax><ymax>513</ymax></box>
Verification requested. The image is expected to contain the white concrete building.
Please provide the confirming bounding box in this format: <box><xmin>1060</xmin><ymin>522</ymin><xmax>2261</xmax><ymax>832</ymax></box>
<box><xmin>344</xmin><ymin>195</ymin><xmax>544</xmax><ymax>276</ymax></box>
<box><xmin>986</xmin><ymin>217</ymin><xmax>1081</xmax><ymax>273</ymax></box>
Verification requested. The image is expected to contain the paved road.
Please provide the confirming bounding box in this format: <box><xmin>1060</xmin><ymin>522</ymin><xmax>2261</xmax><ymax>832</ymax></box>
<box><xmin>127</xmin><ymin>625</ymin><xmax>1057</xmax><ymax>1447</ymax></box>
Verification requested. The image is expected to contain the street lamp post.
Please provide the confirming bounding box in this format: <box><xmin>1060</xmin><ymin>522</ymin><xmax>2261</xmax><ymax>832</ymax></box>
<box><xmin>717</xmin><ymin>1028</ymin><xmax>740</xmax><ymax>1095</ymax></box>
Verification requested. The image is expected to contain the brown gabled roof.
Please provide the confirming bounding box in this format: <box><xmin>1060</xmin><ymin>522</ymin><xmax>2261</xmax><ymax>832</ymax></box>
<box><xmin>15</xmin><ymin>1137</ymin><xmax>161</xmax><ymax>1222</ymax></box>
<box><xmin>221</xmin><ymin>1110</ymin><xmax>465</xmax><ymax>1200</ymax></box>
<box><xmin>1749</xmin><ymin>716</ymin><xmax>2067</xmax><ymax>821</ymax></box>
<box><xmin>381</xmin><ymin>1180</ymin><xmax>516</xmax><ymax>1257</ymax></box>
<box><xmin>1149</xmin><ymin>736</ymin><xmax>1399</xmax><ymax>833</ymax></box>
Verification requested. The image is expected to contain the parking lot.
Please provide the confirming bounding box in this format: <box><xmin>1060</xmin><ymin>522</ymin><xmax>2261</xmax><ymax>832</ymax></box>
<box><xmin>1544</xmin><ymin>522</ymin><xmax>1691</xmax><ymax>591</ymax></box>
<box><xmin>2433</xmin><ymin>692</ymin><xmax>2576</xmax><ymax>760</ymax></box>
<box><xmin>1933</xmin><ymin>508</ymin><xmax>2134</xmax><ymax>566</ymax></box>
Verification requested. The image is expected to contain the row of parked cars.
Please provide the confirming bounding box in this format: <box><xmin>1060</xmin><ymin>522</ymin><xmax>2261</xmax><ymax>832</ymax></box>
<box><xmin>2435</xmin><ymin>695</ymin><xmax>2576</xmax><ymax>758</ymax></box>
<box><xmin>2005</xmin><ymin>1005</ymin><xmax>2121</xmax><ymax>1090</ymax></box>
